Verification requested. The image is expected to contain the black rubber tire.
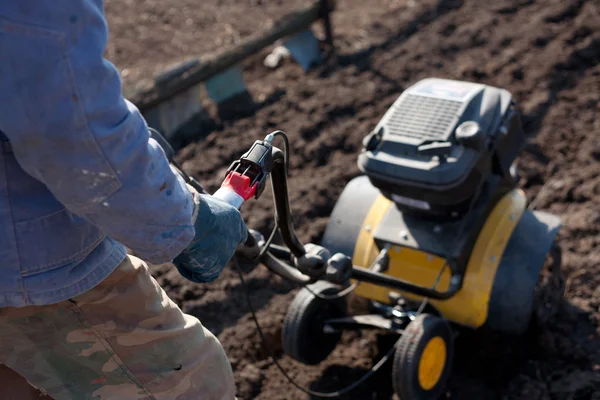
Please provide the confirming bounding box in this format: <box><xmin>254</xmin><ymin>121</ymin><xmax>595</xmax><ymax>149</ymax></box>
<box><xmin>282</xmin><ymin>281</ymin><xmax>347</xmax><ymax>365</ymax></box>
<box><xmin>392</xmin><ymin>314</ymin><xmax>454</xmax><ymax>400</ymax></box>
<box><xmin>532</xmin><ymin>243</ymin><xmax>565</xmax><ymax>328</ymax></box>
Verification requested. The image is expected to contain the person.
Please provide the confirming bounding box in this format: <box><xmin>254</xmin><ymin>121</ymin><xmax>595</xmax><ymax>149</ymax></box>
<box><xmin>0</xmin><ymin>1</ymin><xmax>248</xmax><ymax>399</ymax></box>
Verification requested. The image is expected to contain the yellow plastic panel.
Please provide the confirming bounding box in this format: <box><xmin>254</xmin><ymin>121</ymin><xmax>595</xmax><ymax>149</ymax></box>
<box><xmin>352</xmin><ymin>190</ymin><xmax>527</xmax><ymax>328</ymax></box>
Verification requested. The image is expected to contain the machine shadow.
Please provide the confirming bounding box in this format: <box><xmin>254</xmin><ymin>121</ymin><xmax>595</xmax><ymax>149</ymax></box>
<box><xmin>447</xmin><ymin>299</ymin><xmax>599</xmax><ymax>399</ymax></box>
<box><xmin>307</xmin><ymin>333</ymin><xmax>398</xmax><ymax>400</ymax></box>
<box><xmin>300</xmin><ymin>297</ymin><xmax>598</xmax><ymax>400</ymax></box>
<box><xmin>184</xmin><ymin>271</ymin><xmax>298</xmax><ymax>337</ymax></box>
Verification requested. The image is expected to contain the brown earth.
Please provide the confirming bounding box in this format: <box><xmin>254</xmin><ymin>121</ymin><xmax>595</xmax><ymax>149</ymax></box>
<box><xmin>5</xmin><ymin>0</ymin><xmax>598</xmax><ymax>399</ymax></box>
<box><xmin>117</xmin><ymin>0</ymin><xmax>600</xmax><ymax>399</ymax></box>
<box><xmin>103</xmin><ymin>0</ymin><xmax>313</xmax><ymax>93</ymax></box>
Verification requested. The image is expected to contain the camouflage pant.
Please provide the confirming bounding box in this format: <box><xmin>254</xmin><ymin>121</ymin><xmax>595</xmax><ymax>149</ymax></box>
<box><xmin>0</xmin><ymin>255</ymin><xmax>236</xmax><ymax>400</ymax></box>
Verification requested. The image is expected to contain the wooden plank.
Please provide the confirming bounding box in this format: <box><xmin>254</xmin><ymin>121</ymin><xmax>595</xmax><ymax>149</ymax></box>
<box><xmin>204</xmin><ymin>67</ymin><xmax>248</xmax><ymax>104</ymax></box>
<box><xmin>282</xmin><ymin>29</ymin><xmax>321</xmax><ymax>71</ymax></box>
<box><xmin>129</xmin><ymin>0</ymin><xmax>334</xmax><ymax>112</ymax></box>
<box><xmin>144</xmin><ymin>84</ymin><xmax>206</xmax><ymax>140</ymax></box>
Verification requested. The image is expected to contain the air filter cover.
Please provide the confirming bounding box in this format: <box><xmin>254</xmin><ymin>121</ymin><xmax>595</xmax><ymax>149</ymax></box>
<box><xmin>358</xmin><ymin>78</ymin><xmax>514</xmax><ymax>217</ymax></box>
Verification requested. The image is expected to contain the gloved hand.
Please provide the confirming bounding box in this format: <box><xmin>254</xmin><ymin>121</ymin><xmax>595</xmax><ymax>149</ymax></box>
<box><xmin>173</xmin><ymin>188</ymin><xmax>248</xmax><ymax>283</ymax></box>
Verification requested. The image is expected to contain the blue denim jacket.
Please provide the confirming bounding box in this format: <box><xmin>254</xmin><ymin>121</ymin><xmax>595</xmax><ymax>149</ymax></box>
<box><xmin>0</xmin><ymin>1</ymin><xmax>195</xmax><ymax>307</ymax></box>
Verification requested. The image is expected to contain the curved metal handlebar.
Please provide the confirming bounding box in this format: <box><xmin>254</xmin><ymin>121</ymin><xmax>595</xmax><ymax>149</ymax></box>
<box><xmin>152</xmin><ymin>127</ymin><xmax>461</xmax><ymax>298</ymax></box>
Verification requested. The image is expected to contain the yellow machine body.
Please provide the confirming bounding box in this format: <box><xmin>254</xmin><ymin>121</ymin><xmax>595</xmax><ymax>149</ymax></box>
<box><xmin>351</xmin><ymin>189</ymin><xmax>527</xmax><ymax>329</ymax></box>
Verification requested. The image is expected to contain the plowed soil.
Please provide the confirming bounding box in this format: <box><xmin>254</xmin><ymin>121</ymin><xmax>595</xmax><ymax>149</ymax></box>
<box><xmin>115</xmin><ymin>1</ymin><xmax>599</xmax><ymax>399</ymax></box>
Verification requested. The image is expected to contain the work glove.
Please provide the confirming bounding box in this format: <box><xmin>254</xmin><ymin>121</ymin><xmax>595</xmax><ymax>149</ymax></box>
<box><xmin>173</xmin><ymin>187</ymin><xmax>248</xmax><ymax>283</ymax></box>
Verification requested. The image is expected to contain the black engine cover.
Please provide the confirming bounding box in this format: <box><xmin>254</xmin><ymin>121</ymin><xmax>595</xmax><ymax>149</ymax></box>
<box><xmin>358</xmin><ymin>78</ymin><xmax>524</xmax><ymax>219</ymax></box>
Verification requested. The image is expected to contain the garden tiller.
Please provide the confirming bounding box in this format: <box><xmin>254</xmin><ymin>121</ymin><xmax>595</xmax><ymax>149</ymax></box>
<box><xmin>153</xmin><ymin>77</ymin><xmax>564</xmax><ymax>400</ymax></box>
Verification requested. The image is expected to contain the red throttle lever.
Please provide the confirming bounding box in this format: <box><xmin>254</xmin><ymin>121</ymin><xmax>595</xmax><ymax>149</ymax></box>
<box><xmin>213</xmin><ymin>139</ymin><xmax>274</xmax><ymax>209</ymax></box>
<box><xmin>213</xmin><ymin>172</ymin><xmax>257</xmax><ymax>209</ymax></box>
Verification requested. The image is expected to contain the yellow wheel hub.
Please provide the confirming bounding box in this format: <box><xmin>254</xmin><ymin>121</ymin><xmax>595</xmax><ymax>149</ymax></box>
<box><xmin>418</xmin><ymin>336</ymin><xmax>447</xmax><ymax>390</ymax></box>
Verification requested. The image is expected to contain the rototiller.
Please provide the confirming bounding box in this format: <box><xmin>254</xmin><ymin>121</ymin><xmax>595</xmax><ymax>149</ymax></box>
<box><xmin>153</xmin><ymin>77</ymin><xmax>564</xmax><ymax>400</ymax></box>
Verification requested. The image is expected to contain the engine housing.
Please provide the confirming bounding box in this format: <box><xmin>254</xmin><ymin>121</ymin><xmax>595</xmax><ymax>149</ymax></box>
<box><xmin>357</xmin><ymin>78</ymin><xmax>525</xmax><ymax>219</ymax></box>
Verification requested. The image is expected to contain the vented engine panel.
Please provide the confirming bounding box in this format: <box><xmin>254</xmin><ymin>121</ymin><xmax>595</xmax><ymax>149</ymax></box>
<box><xmin>358</xmin><ymin>78</ymin><xmax>525</xmax><ymax>218</ymax></box>
<box><xmin>386</xmin><ymin>94</ymin><xmax>463</xmax><ymax>142</ymax></box>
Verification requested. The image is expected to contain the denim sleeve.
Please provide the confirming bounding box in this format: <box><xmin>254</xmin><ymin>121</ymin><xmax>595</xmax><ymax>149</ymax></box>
<box><xmin>0</xmin><ymin>1</ymin><xmax>195</xmax><ymax>264</ymax></box>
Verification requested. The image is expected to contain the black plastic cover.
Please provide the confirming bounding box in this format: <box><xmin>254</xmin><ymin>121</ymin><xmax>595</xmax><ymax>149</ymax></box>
<box><xmin>226</xmin><ymin>140</ymin><xmax>274</xmax><ymax>199</ymax></box>
<box><xmin>357</xmin><ymin>78</ymin><xmax>521</xmax><ymax>217</ymax></box>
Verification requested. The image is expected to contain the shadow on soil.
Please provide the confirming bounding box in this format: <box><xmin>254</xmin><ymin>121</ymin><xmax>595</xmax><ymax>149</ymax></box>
<box><xmin>299</xmin><ymin>299</ymin><xmax>599</xmax><ymax>400</ymax></box>
<box><xmin>307</xmin><ymin>333</ymin><xmax>397</xmax><ymax>400</ymax></box>
<box><xmin>185</xmin><ymin>271</ymin><xmax>297</xmax><ymax>337</ymax></box>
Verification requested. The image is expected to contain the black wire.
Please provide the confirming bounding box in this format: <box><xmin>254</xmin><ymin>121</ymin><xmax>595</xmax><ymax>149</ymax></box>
<box><xmin>233</xmin><ymin>256</ymin><xmax>398</xmax><ymax>398</ymax></box>
<box><xmin>258</xmin><ymin>221</ymin><xmax>279</xmax><ymax>259</ymax></box>
<box><xmin>269</xmin><ymin>130</ymin><xmax>290</xmax><ymax>173</ymax></box>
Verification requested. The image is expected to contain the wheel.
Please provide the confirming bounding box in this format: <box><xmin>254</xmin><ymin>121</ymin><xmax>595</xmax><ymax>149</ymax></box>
<box><xmin>532</xmin><ymin>243</ymin><xmax>565</xmax><ymax>327</ymax></box>
<box><xmin>392</xmin><ymin>314</ymin><xmax>453</xmax><ymax>400</ymax></box>
<box><xmin>282</xmin><ymin>281</ymin><xmax>347</xmax><ymax>365</ymax></box>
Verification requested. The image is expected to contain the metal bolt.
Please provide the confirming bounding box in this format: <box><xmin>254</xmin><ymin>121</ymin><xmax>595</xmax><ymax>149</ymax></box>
<box><xmin>427</xmin><ymin>255</ymin><xmax>434</xmax><ymax>262</ymax></box>
<box><xmin>394</xmin><ymin>246</ymin><xmax>401</xmax><ymax>253</ymax></box>
<box><xmin>490</xmin><ymin>256</ymin><xmax>497</xmax><ymax>262</ymax></box>
<box><xmin>510</xmin><ymin>214</ymin><xmax>516</xmax><ymax>221</ymax></box>
<box><xmin>365</xmin><ymin>225</ymin><xmax>371</xmax><ymax>232</ymax></box>
<box><xmin>400</xmin><ymin>230</ymin><xmax>409</xmax><ymax>240</ymax></box>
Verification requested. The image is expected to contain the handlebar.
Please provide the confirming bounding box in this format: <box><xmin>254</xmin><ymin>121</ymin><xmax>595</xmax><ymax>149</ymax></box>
<box><xmin>155</xmin><ymin>128</ymin><xmax>464</xmax><ymax>297</ymax></box>
<box><xmin>209</xmin><ymin>135</ymin><xmax>306</xmax><ymax>258</ymax></box>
